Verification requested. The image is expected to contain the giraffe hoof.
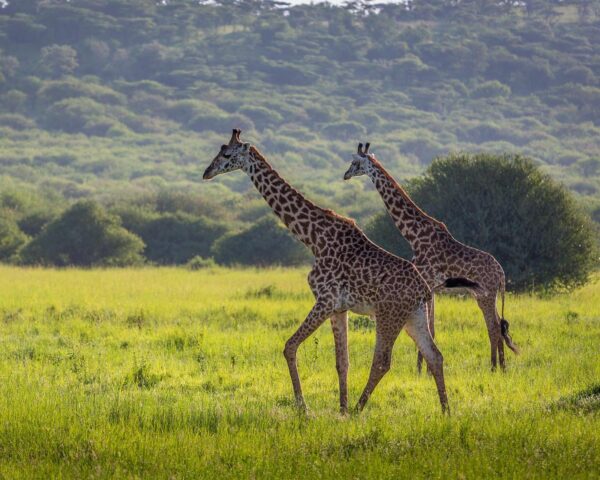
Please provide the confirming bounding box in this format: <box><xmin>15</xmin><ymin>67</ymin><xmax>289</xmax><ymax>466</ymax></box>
<box><xmin>295</xmin><ymin>400</ymin><xmax>308</xmax><ymax>414</ymax></box>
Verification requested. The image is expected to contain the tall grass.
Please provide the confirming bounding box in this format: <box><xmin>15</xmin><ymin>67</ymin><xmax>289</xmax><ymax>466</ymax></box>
<box><xmin>0</xmin><ymin>266</ymin><xmax>598</xmax><ymax>478</ymax></box>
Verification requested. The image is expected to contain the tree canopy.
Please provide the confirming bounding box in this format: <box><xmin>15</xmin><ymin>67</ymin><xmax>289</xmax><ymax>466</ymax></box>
<box><xmin>368</xmin><ymin>153</ymin><xmax>598</xmax><ymax>291</ymax></box>
<box><xmin>21</xmin><ymin>201</ymin><xmax>145</xmax><ymax>267</ymax></box>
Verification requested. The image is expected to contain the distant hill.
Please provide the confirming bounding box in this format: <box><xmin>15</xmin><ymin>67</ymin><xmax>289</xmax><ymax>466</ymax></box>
<box><xmin>0</xmin><ymin>0</ymin><xmax>599</xmax><ymax>224</ymax></box>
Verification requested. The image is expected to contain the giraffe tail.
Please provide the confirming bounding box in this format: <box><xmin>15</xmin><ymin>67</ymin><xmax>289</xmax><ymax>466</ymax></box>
<box><xmin>499</xmin><ymin>276</ymin><xmax>519</xmax><ymax>355</ymax></box>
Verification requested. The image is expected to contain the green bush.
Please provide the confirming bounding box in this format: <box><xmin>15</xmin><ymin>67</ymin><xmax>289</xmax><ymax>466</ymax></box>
<box><xmin>118</xmin><ymin>209</ymin><xmax>229</xmax><ymax>265</ymax></box>
<box><xmin>471</xmin><ymin>81</ymin><xmax>511</xmax><ymax>99</ymax></box>
<box><xmin>364</xmin><ymin>213</ymin><xmax>412</xmax><ymax>260</ymax></box>
<box><xmin>21</xmin><ymin>201</ymin><xmax>144</xmax><ymax>267</ymax></box>
<box><xmin>0</xmin><ymin>114</ymin><xmax>35</xmax><ymax>130</ymax></box>
<box><xmin>0</xmin><ymin>218</ymin><xmax>28</xmax><ymax>261</ymax></box>
<box><xmin>211</xmin><ymin>216</ymin><xmax>311</xmax><ymax>267</ymax></box>
<box><xmin>408</xmin><ymin>153</ymin><xmax>598</xmax><ymax>291</ymax></box>
<box><xmin>186</xmin><ymin>255</ymin><xmax>217</xmax><ymax>270</ymax></box>
<box><xmin>44</xmin><ymin>98</ymin><xmax>106</xmax><ymax>133</ymax></box>
<box><xmin>38</xmin><ymin>45</ymin><xmax>78</xmax><ymax>78</ymax></box>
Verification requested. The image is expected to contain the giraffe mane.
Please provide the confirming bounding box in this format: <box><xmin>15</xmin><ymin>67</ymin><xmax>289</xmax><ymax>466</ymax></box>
<box><xmin>249</xmin><ymin>146</ymin><xmax>358</xmax><ymax>228</ymax></box>
<box><xmin>369</xmin><ymin>155</ymin><xmax>448</xmax><ymax>232</ymax></box>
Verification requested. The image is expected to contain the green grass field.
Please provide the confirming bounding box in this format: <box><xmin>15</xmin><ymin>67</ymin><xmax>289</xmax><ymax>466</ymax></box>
<box><xmin>0</xmin><ymin>266</ymin><xmax>598</xmax><ymax>479</ymax></box>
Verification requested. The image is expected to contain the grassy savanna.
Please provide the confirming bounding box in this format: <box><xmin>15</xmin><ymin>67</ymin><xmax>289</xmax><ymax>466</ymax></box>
<box><xmin>0</xmin><ymin>266</ymin><xmax>599</xmax><ymax>478</ymax></box>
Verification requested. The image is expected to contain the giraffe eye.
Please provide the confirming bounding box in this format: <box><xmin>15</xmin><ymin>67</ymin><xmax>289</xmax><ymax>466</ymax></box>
<box><xmin>222</xmin><ymin>153</ymin><xmax>231</xmax><ymax>159</ymax></box>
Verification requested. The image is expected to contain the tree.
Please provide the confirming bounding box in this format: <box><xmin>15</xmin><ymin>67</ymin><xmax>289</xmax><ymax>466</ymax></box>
<box><xmin>365</xmin><ymin>213</ymin><xmax>412</xmax><ymax>260</ymax></box>
<box><xmin>118</xmin><ymin>209</ymin><xmax>229</xmax><ymax>264</ymax></box>
<box><xmin>39</xmin><ymin>45</ymin><xmax>78</xmax><ymax>78</ymax></box>
<box><xmin>0</xmin><ymin>218</ymin><xmax>28</xmax><ymax>261</ymax></box>
<box><xmin>211</xmin><ymin>216</ymin><xmax>311</xmax><ymax>266</ymax></box>
<box><xmin>407</xmin><ymin>153</ymin><xmax>597</xmax><ymax>291</ymax></box>
<box><xmin>21</xmin><ymin>201</ymin><xmax>144</xmax><ymax>267</ymax></box>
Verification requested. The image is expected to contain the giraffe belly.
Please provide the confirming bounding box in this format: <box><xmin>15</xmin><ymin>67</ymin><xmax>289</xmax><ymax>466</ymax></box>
<box><xmin>349</xmin><ymin>302</ymin><xmax>376</xmax><ymax>316</ymax></box>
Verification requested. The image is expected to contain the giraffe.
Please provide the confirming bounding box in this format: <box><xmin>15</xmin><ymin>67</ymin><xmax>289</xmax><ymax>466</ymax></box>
<box><xmin>203</xmin><ymin>130</ymin><xmax>472</xmax><ymax>414</ymax></box>
<box><xmin>344</xmin><ymin>143</ymin><xmax>519</xmax><ymax>372</ymax></box>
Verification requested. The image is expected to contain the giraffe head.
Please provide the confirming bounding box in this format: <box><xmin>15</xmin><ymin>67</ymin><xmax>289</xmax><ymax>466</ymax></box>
<box><xmin>203</xmin><ymin>128</ymin><xmax>251</xmax><ymax>180</ymax></box>
<box><xmin>343</xmin><ymin>142</ymin><xmax>374</xmax><ymax>180</ymax></box>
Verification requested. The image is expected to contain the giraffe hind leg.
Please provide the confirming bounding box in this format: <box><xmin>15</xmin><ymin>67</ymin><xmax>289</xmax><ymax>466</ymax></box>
<box><xmin>417</xmin><ymin>297</ymin><xmax>434</xmax><ymax>375</ymax></box>
<box><xmin>355</xmin><ymin>311</ymin><xmax>403</xmax><ymax>412</ymax></box>
<box><xmin>476</xmin><ymin>295</ymin><xmax>501</xmax><ymax>371</ymax></box>
<box><xmin>330</xmin><ymin>311</ymin><xmax>349</xmax><ymax>414</ymax></box>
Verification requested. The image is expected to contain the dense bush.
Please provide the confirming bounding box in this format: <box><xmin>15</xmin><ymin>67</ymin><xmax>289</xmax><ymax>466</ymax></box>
<box><xmin>211</xmin><ymin>216</ymin><xmax>311</xmax><ymax>267</ymax></box>
<box><xmin>118</xmin><ymin>209</ymin><xmax>229</xmax><ymax>265</ymax></box>
<box><xmin>402</xmin><ymin>153</ymin><xmax>597</xmax><ymax>291</ymax></box>
<box><xmin>0</xmin><ymin>218</ymin><xmax>28</xmax><ymax>261</ymax></box>
<box><xmin>0</xmin><ymin>0</ymin><xmax>597</xmax><ymax>275</ymax></box>
<box><xmin>21</xmin><ymin>201</ymin><xmax>144</xmax><ymax>266</ymax></box>
<box><xmin>365</xmin><ymin>213</ymin><xmax>412</xmax><ymax>261</ymax></box>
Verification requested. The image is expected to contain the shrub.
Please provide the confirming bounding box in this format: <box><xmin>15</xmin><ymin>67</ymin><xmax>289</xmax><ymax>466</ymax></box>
<box><xmin>211</xmin><ymin>216</ymin><xmax>311</xmax><ymax>267</ymax></box>
<box><xmin>39</xmin><ymin>45</ymin><xmax>78</xmax><ymax>78</ymax></box>
<box><xmin>0</xmin><ymin>114</ymin><xmax>35</xmax><ymax>130</ymax></box>
<box><xmin>364</xmin><ymin>213</ymin><xmax>412</xmax><ymax>260</ymax></box>
<box><xmin>322</xmin><ymin>121</ymin><xmax>367</xmax><ymax>140</ymax></box>
<box><xmin>471</xmin><ymin>81</ymin><xmax>511</xmax><ymax>99</ymax></box>
<box><xmin>21</xmin><ymin>201</ymin><xmax>144</xmax><ymax>267</ymax></box>
<box><xmin>237</xmin><ymin>106</ymin><xmax>283</xmax><ymax>131</ymax></box>
<box><xmin>44</xmin><ymin>98</ymin><xmax>106</xmax><ymax>133</ymax></box>
<box><xmin>186</xmin><ymin>255</ymin><xmax>217</xmax><ymax>270</ymax></box>
<box><xmin>0</xmin><ymin>218</ymin><xmax>28</xmax><ymax>261</ymax></box>
<box><xmin>118</xmin><ymin>209</ymin><xmax>229</xmax><ymax>264</ymax></box>
<box><xmin>408</xmin><ymin>153</ymin><xmax>597</xmax><ymax>291</ymax></box>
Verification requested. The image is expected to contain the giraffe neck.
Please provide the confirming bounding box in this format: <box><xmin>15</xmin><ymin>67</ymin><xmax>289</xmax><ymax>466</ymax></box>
<box><xmin>243</xmin><ymin>148</ymin><xmax>356</xmax><ymax>257</ymax></box>
<box><xmin>366</xmin><ymin>158</ymin><xmax>448</xmax><ymax>250</ymax></box>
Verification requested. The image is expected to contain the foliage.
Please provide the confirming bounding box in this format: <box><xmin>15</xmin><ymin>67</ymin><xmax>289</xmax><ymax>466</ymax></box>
<box><xmin>21</xmin><ymin>200</ymin><xmax>144</xmax><ymax>266</ymax></box>
<box><xmin>118</xmin><ymin>208</ymin><xmax>229</xmax><ymax>265</ymax></box>
<box><xmin>0</xmin><ymin>218</ymin><xmax>28</xmax><ymax>260</ymax></box>
<box><xmin>185</xmin><ymin>255</ymin><xmax>217</xmax><ymax>270</ymax></box>
<box><xmin>406</xmin><ymin>153</ymin><xmax>598</xmax><ymax>291</ymax></box>
<box><xmin>0</xmin><ymin>266</ymin><xmax>599</xmax><ymax>477</ymax></box>
<box><xmin>0</xmin><ymin>0</ymin><xmax>597</xmax><ymax>273</ymax></box>
<box><xmin>38</xmin><ymin>44</ymin><xmax>78</xmax><ymax>78</ymax></box>
<box><xmin>365</xmin><ymin>212</ymin><xmax>412</xmax><ymax>260</ymax></box>
<box><xmin>0</xmin><ymin>0</ymin><xmax>597</xmax><ymax>223</ymax></box>
<box><xmin>211</xmin><ymin>216</ymin><xmax>311</xmax><ymax>266</ymax></box>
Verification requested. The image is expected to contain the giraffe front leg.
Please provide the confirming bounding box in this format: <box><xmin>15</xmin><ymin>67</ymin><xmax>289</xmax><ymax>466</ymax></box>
<box><xmin>283</xmin><ymin>302</ymin><xmax>332</xmax><ymax>412</ymax></box>
<box><xmin>330</xmin><ymin>311</ymin><xmax>349</xmax><ymax>414</ymax></box>
<box><xmin>417</xmin><ymin>296</ymin><xmax>435</xmax><ymax>375</ymax></box>
<box><xmin>356</xmin><ymin>315</ymin><xmax>402</xmax><ymax>413</ymax></box>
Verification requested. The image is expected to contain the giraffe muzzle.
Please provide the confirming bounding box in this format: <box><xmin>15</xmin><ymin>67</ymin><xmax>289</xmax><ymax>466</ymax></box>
<box><xmin>343</xmin><ymin>169</ymin><xmax>353</xmax><ymax>180</ymax></box>
<box><xmin>203</xmin><ymin>166</ymin><xmax>215</xmax><ymax>180</ymax></box>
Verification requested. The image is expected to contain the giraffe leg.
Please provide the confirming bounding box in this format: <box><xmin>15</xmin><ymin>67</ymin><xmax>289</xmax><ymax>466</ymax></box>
<box><xmin>417</xmin><ymin>296</ymin><xmax>434</xmax><ymax>375</ymax></box>
<box><xmin>405</xmin><ymin>305</ymin><xmax>449</xmax><ymax>414</ymax></box>
<box><xmin>330</xmin><ymin>311</ymin><xmax>349</xmax><ymax>414</ymax></box>
<box><xmin>497</xmin><ymin>328</ymin><xmax>506</xmax><ymax>371</ymax></box>
<box><xmin>355</xmin><ymin>316</ymin><xmax>402</xmax><ymax>412</ymax></box>
<box><xmin>283</xmin><ymin>302</ymin><xmax>332</xmax><ymax>411</ymax></box>
<box><xmin>476</xmin><ymin>295</ymin><xmax>501</xmax><ymax>371</ymax></box>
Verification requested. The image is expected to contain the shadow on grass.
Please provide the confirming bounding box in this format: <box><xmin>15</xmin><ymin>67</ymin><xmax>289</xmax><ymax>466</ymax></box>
<box><xmin>553</xmin><ymin>383</ymin><xmax>600</xmax><ymax>413</ymax></box>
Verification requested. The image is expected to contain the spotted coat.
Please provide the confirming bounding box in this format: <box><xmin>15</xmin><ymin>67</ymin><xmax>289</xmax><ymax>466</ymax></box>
<box><xmin>204</xmin><ymin>130</ymin><xmax>449</xmax><ymax>414</ymax></box>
